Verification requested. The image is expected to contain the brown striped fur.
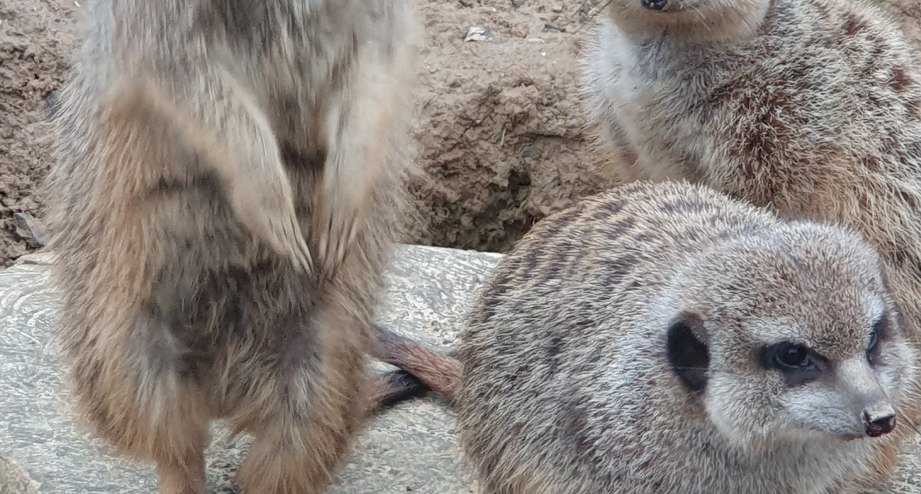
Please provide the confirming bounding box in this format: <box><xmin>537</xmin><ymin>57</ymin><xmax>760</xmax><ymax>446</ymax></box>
<box><xmin>454</xmin><ymin>180</ymin><xmax>921</xmax><ymax>493</ymax></box>
<box><xmin>582</xmin><ymin>0</ymin><xmax>921</xmax><ymax>417</ymax></box>
<box><xmin>44</xmin><ymin>1</ymin><xmax>421</xmax><ymax>493</ymax></box>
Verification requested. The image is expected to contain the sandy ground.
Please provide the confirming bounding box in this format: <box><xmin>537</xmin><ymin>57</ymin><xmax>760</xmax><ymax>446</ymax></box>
<box><xmin>0</xmin><ymin>0</ymin><xmax>75</xmax><ymax>267</ymax></box>
<box><xmin>0</xmin><ymin>0</ymin><xmax>919</xmax><ymax>266</ymax></box>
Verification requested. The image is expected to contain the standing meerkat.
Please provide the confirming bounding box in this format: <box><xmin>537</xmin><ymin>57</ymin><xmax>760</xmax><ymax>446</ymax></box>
<box><xmin>45</xmin><ymin>1</ymin><xmax>420</xmax><ymax>493</ymax></box>
<box><xmin>389</xmin><ymin>180</ymin><xmax>921</xmax><ymax>493</ymax></box>
<box><xmin>581</xmin><ymin>0</ymin><xmax>921</xmax><ymax>353</ymax></box>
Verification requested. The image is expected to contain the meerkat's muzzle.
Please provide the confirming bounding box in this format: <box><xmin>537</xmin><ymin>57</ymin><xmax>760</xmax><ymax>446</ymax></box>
<box><xmin>836</xmin><ymin>359</ymin><xmax>897</xmax><ymax>438</ymax></box>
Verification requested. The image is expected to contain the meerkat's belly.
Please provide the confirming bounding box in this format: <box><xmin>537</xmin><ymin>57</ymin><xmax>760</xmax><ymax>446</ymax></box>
<box><xmin>587</xmin><ymin>26</ymin><xmax>704</xmax><ymax>182</ymax></box>
<box><xmin>611</xmin><ymin>90</ymin><xmax>704</xmax><ymax>182</ymax></box>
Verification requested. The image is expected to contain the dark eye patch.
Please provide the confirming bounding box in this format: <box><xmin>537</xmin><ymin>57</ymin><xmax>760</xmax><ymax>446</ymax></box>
<box><xmin>867</xmin><ymin>314</ymin><xmax>888</xmax><ymax>366</ymax></box>
<box><xmin>666</xmin><ymin>318</ymin><xmax>709</xmax><ymax>396</ymax></box>
<box><xmin>758</xmin><ymin>342</ymin><xmax>826</xmax><ymax>386</ymax></box>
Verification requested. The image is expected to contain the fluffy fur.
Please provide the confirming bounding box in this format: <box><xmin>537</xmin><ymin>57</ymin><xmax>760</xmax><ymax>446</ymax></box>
<box><xmin>454</xmin><ymin>180</ymin><xmax>920</xmax><ymax>494</ymax></box>
<box><xmin>44</xmin><ymin>1</ymin><xmax>420</xmax><ymax>492</ymax></box>
<box><xmin>582</xmin><ymin>0</ymin><xmax>921</xmax><ymax>352</ymax></box>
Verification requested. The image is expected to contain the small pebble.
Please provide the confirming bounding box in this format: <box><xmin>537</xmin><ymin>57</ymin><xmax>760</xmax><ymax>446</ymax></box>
<box><xmin>464</xmin><ymin>26</ymin><xmax>494</xmax><ymax>42</ymax></box>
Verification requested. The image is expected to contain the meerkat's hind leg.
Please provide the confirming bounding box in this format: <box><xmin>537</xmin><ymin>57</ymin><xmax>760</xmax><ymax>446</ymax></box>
<box><xmin>68</xmin><ymin>322</ymin><xmax>211</xmax><ymax>493</ymax></box>
<box><xmin>155</xmin><ymin>446</ymin><xmax>208</xmax><ymax>494</ymax></box>
<box><xmin>107</xmin><ymin>69</ymin><xmax>313</xmax><ymax>274</ymax></box>
<box><xmin>233</xmin><ymin>362</ymin><xmax>367</xmax><ymax>494</ymax></box>
<box><xmin>121</xmin><ymin>388</ymin><xmax>209</xmax><ymax>494</ymax></box>
<box><xmin>129</xmin><ymin>327</ymin><xmax>211</xmax><ymax>494</ymax></box>
<box><xmin>231</xmin><ymin>308</ymin><xmax>368</xmax><ymax>493</ymax></box>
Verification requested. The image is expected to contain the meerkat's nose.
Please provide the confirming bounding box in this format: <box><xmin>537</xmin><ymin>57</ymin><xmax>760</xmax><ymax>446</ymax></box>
<box><xmin>862</xmin><ymin>406</ymin><xmax>897</xmax><ymax>437</ymax></box>
<box><xmin>641</xmin><ymin>0</ymin><xmax>669</xmax><ymax>11</ymax></box>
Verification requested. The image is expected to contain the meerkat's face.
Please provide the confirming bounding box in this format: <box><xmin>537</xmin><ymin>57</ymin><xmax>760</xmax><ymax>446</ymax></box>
<box><xmin>605</xmin><ymin>0</ymin><xmax>771</xmax><ymax>42</ymax></box>
<box><xmin>665</xmin><ymin>224</ymin><xmax>919</xmax><ymax>449</ymax></box>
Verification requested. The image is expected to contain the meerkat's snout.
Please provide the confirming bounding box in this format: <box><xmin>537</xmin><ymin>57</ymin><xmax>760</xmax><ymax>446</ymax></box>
<box><xmin>862</xmin><ymin>405</ymin><xmax>897</xmax><ymax>437</ymax></box>
<box><xmin>836</xmin><ymin>358</ymin><xmax>897</xmax><ymax>438</ymax></box>
<box><xmin>641</xmin><ymin>0</ymin><xmax>669</xmax><ymax>11</ymax></box>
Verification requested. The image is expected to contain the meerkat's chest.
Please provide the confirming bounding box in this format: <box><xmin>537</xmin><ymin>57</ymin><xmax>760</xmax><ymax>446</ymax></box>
<box><xmin>600</xmin><ymin>383</ymin><xmax>868</xmax><ymax>493</ymax></box>
<box><xmin>664</xmin><ymin>440</ymin><xmax>871</xmax><ymax>494</ymax></box>
<box><xmin>600</xmin><ymin>50</ymin><xmax>711</xmax><ymax>179</ymax></box>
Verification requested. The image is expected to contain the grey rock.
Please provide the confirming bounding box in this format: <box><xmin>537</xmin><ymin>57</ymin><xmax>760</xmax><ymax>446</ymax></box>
<box><xmin>11</xmin><ymin>213</ymin><xmax>48</xmax><ymax>248</ymax></box>
<box><xmin>0</xmin><ymin>246</ymin><xmax>919</xmax><ymax>493</ymax></box>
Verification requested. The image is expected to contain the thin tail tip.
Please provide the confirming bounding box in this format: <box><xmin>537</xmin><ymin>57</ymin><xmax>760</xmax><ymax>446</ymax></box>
<box><xmin>374</xmin><ymin>369</ymin><xmax>433</xmax><ymax>411</ymax></box>
<box><xmin>372</xmin><ymin>322</ymin><xmax>461</xmax><ymax>400</ymax></box>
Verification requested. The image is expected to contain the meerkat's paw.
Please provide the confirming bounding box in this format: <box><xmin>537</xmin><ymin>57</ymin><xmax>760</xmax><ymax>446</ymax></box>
<box><xmin>230</xmin><ymin>171</ymin><xmax>314</xmax><ymax>274</ymax></box>
<box><xmin>265</xmin><ymin>208</ymin><xmax>314</xmax><ymax>274</ymax></box>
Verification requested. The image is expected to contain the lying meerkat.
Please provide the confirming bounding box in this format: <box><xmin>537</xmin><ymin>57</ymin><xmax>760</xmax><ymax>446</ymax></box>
<box><xmin>45</xmin><ymin>1</ymin><xmax>420</xmax><ymax>492</ymax></box>
<box><xmin>581</xmin><ymin>0</ymin><xmax>921</xmax><ymax>353</ymax></box>
<box><xmin>382</xmin><ymin>180</ymin><xmax>921</xmax><ymax>493</ymax></box>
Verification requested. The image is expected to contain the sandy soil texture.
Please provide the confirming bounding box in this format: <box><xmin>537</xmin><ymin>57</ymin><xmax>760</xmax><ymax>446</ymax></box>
<box><xmin>0</xmin><ymin>0</ymin><xmax>918</xmax><ymax>266</ymax></box>
<box><xmin>0</xmin><ymin>0</ymin><xmax>76</xmax><ymax>267</ymax></box>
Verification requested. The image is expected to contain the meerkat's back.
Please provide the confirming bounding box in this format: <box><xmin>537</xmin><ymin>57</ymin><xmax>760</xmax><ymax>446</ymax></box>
<box><xmin>453</xmin><ymin>180</ymin><xmax>920</xmax><ymax>494</ymax></box>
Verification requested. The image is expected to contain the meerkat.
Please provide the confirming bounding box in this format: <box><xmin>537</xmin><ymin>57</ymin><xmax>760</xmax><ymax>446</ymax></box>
<box><xmin>44</xmin><ymin>1</ymin><xmax>420</xmax><ymax>493</ymax></box>
<box><xmin>581</xmin><ymin>0</ymin><xmax>921</xmax><ymax>358</ymax></box>
<box><xmin>389</xmin><ymin>180</ymin><xmax>921</xmax><ymax>493</ymax></box>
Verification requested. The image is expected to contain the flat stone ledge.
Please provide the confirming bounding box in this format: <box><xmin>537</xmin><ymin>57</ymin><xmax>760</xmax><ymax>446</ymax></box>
<box><xmin>1</xmin><ymin>246</ymin><xmax>921</xmax><ymax>493</ymax></box>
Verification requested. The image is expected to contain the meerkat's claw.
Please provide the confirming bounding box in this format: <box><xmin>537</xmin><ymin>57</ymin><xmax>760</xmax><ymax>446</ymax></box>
<box><xmin>255</xmin><ymin>205</ymin><xmax>313</xmax><ymax>274</ymax></box>
<box><xmin>258</xmin><ymin>215</ymin><xmax>300</xmax><ymax>272</ymax></box>
<box><xmin>231</xmin><ymin>174</ymin><xmax>314</xmax><ymax>275</ymax></box>
<box><xmin>317</xmin><ymin>195</ymin><xmax>363</xmax><ymax>273</ymax></box>
<box><xmin>279</xmin><ymin>213</ymin><xmax>314</xmax><ymax>274</ymax></box>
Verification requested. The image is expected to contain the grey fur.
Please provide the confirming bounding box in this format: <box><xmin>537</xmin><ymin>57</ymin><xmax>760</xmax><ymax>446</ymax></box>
<box><xmin>582</xmin><ymin>0</ymin><xmax>921</xmax><ymax>353</ymax></box>
<box><xmin>455</xmin><ymin>180</ymin><xmax>921</xmax><ymax>494</ymax></box>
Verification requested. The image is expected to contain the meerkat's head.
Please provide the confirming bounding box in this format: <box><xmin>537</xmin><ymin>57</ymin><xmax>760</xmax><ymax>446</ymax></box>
<box><xmin>660</xmin><ymin>222</ymin><xmax>918</xmax><ymax>449</ymax></box>
<box><xmin>604</xmin><ymin>0</ymin><xmax>772</xmax><ymax>43</ymax></box>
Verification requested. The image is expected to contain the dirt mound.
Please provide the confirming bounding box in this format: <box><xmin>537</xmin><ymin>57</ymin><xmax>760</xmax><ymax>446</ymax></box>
<box><xmin>402</xmin><ymin>0</ymin><xmax>620</xmax><ymax>252</ymax></box>
<box><xmin>0</xmin><ymin>0</ymin><xmax>75</xmax><ymax>267</ymax></box>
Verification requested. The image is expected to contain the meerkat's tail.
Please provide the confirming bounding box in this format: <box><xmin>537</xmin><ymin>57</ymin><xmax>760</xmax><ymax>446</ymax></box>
<box><xmin>371</xmin><ymin>324</ymin><xmax>461</xmax><ymax>405</ymax></box>
<box><xmin>370</xmin><ymin>368</ymin><xmax>433</xmax><ymax>412</ymax></box>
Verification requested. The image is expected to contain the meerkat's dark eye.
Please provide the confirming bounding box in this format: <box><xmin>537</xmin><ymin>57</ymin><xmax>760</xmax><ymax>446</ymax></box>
<box><xmin>867</xmin><ymin>315</ymin><xmax>888</xmax><ymax>365</ymax></box>
<box><xmin>773</xmin><ymin>344</ymin><xmax>812</xmax><ymax>369</ymax></box>
<box><xmin>759</xmin><ymin>342</ymin><xmax>823</xmax><ymax>385</ymax></box>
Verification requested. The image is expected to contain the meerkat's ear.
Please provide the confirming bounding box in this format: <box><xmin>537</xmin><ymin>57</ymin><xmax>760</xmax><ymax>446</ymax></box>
<box><xmin>666</xmin><ymin>311</ymin><xmax>710</xmax><ymax>396</ymax></box>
